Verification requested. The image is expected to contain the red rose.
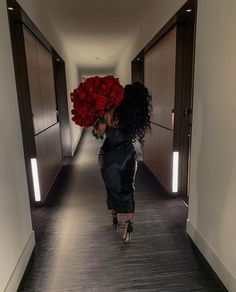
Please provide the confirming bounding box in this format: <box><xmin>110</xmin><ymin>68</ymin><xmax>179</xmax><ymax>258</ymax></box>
<box><xmin>96</xmin><ymin>95</ymin><xmax>107</xmax><ymax>110</ymax></box>
<box><xmin>70</xmin><ymin>75</ymin><xmax>124</xmax><ymax>128</ymax></box>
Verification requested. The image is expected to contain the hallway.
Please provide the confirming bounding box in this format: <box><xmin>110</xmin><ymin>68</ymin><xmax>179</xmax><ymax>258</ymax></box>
<box><xmin>19</xmin><ymin>130</ymin><xmax>226</xmax><ymax>292</ymax></box>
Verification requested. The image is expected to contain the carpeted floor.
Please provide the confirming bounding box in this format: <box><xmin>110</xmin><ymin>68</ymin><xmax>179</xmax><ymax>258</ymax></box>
<box><xmin>18</xmin><ymin>129</ymin><xmax>227</xmax><ymax>292</ymax></box>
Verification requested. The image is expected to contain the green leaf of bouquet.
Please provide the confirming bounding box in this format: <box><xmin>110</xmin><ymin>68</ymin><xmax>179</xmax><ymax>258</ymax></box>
<box><xmin>99</xmin><ymin>116</ymin><xmax>106</xmax><ymax>124</ymax></box>
<box><xmin>92</xmin><ymin>129</ymin><xmax>99</xmax><ymax>139</ymax></box>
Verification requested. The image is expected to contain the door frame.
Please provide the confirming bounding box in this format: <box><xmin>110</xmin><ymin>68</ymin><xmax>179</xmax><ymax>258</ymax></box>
<box><xmin>7</xmin><ymin>0</ymin><xmax>71</xmax><ymax>204</ymax></box>
<box><xmin>132</xmin><ymin>0</ymin><xmax>197</xmax><ymax>196</ymax></box>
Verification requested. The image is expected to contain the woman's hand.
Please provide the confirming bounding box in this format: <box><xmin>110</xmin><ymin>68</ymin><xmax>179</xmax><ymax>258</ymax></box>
<box><xmin>92</xmin><ymin>107</ymin><xmax>117</xmax><ymax>138</ymax></box>
<box><xmin>93</xmin><ymin>119</ymin><xmax>106</xmax><ymax>137</ymax></box>
<box><xmin>105</xmin><ymin>107</ymin><xmax>118</xmax><ymax>127</ymax></box>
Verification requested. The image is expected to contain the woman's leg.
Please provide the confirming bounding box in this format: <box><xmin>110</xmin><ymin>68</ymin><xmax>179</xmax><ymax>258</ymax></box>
<box><xmin>125</xmin><ymin>213</ymin><xmax>133</xmax><ymax>222</ymax></box>
<box><xmin>112</xmin><ymin>209</ymin><xmax>120</xmax><ymax>229</ymax></box>
<box><xmin>111</xmin><ymin>208</ymin><xmax>117</xmax><ymax>215</ymax></box>
<box><xmin>123</xmin><ymin>213</ymin><xmax>134</xmax><ymax>241</ymax></box>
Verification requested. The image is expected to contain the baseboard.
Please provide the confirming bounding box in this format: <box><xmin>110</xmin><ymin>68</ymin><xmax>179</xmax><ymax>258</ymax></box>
<box><xmin>187</xmin><ymin>219</ymin><xmax>235</xmax><ymax>291</ymax></box>
<box><xmin>4</xmin><ymin>230</ymin><xmax>35</xmax><ymax>292</ymax></box>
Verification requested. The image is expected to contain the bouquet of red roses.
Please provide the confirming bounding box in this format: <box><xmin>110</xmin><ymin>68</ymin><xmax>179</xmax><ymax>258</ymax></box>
<box><xmin>70</xmin><ymin>75</ymin><xmax>124</xmax><ymax>129</ymax></box>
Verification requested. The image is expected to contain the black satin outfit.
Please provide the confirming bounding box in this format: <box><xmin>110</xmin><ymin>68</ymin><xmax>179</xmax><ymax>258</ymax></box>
<box><xmin>99</xmin><ymin>126</ymin><xmax>137</xmax><ymax>213</ymax></box>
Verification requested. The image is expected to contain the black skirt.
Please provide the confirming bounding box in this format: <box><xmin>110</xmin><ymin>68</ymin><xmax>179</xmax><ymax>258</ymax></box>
<box><xmin>99</xmin><ymin>126</ymin><xmax>137</xmax><ymax>213</ymax></box>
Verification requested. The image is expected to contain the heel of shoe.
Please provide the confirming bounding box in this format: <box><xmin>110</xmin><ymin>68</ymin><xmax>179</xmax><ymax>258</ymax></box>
<box><xmin>122</xmin><ymin>220</ymin><xmax>133</xmax><ymax>242</ymax></box>
<box><xmin>112</xmin><ymin>213</ymin><xmax>120</xmax><ymax>230</ymax></box>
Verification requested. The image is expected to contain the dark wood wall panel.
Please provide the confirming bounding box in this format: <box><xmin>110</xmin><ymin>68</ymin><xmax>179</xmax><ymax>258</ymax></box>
<box><xmin>23</xmin><ymin>27</ymin><xmax>62</xmax><ymax>202</ymax></box>
<box><xmin>8</xmin><ymin>0</ymin><xmax>73</xmax><ymax>204</ymax></box>
<box><xmin>35</xmin><ymin>124</ymin><xmax>61</xmax><ymax>202</ymax></box>
<box><xmin>144</xmin><ymin>125</ymin><xmax>173</xmax><ymax>193</ymax></box>
<box><xmin>24</xmin><ymin>26</ymin><xmax>57</xmax><ymax>134</ymax></box>
<box><xmin>145</xmin><ymin>26</ymin><xmax>176</xmax><ymax>129</ymax></box>
<box><xmin>144</xmin><ymin>26</ymin><xmax>177</xmax><ymax>193</ymax></box>
<box><xmin>46</xmin><ymin>123</ymin><xmax>62</xmax><ymax>181</ymax></box>
<box><xmin>161</xmin><ymin>27</ymin><xmax>176</xmax><ymax>129</ymax></box>
<box><xmin>37</xmin><ymin>42</ymin><xmax>57</xmax><ymax>129</ymax></box>
<box><xmin>144</xmin><ymin>124</ymin><xmax>160</xmax><ymax>175</ymax></box>
<box><xmin>23</xmin><ymin>27</ymin><xmax>44</xmax><ymax>134</ymax></box>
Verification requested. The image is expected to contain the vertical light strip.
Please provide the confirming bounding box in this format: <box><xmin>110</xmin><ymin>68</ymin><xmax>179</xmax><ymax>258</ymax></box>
<box><xmin>171</xmin><ymin>109</ymin><xmax>175</xmax><ymax>129</ymax></box>
<box><xmin>172</xmin><ymin>151</ymin><xmax>179</xmax><ymax>193</ymax></box>
<box><xmin>31</xmin><ymin>158</ymin><xmax>41</xmax><ymax>202</ymax></box>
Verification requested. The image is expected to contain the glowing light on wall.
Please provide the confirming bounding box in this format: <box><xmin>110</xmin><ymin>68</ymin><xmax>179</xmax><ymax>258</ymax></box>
<box><xmin>172</xmin><ymin>151</ymin><xmax>179</xmax><ymax>193</ymax></box>
<box><xmin>31</xmin><ymin>158</ymin><xmax>41</xmax><ymax>202</ymax></box>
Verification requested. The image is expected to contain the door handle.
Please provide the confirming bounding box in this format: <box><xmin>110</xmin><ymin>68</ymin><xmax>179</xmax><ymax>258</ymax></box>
<box><xmin>183</xmin><ymin>107</ymin><xmax>192</xmax><ymax>117</ymax></box>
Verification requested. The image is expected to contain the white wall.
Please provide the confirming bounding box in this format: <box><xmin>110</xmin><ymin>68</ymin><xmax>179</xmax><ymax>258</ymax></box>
<box><xmin>79</xmin><ymin>68</ymin><xmax>114</xmax><ymax>80</ymax></box>
<box><xmin>187</xmin><ymin>0</ymin><xmax>236</xmax><ymax>290</ymax></box>
<box><xmin>18</xmin><ymin>0</ymin><xmax>83</xmax><ymax>155</ymax></box>
<box><xmin>115</xmin><ymin>0</ymin><xmax>187</xmax><ymax>85</ymax></box>
<box><xmin>65</xmin><ymin>57</ymin><xmax>83</xmax><ymax>155</ymax></box>
<box><xmin>0</xmin><ymin>2</ymin><xmax>35</xmax><ymax>291</ymax></box>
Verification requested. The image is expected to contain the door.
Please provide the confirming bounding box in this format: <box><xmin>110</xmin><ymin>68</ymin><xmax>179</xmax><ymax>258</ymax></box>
<box><xmin>174</xmin><ymin>23</ymin><xmax>195</xmax><ymax>196</ymax></box>
<box><xmin>142</xmin><ymin>21</ymin><xmax>195</xmax><ymax>196</ymax></box>
<box><xmin>23</xmin><ymin>26</ymin><xmax>62</xmax><ymax>203</ymax></box>
<box><xmin>144</xmin><ymin>26</ymin><xmax>176</xmax><ymax>194</ymax></box>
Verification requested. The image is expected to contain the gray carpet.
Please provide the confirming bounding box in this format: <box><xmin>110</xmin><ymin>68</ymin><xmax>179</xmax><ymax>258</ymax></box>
<box><xmin>19</xmin><ymin>129</ymin><xmax>227</xmax><ymax>292</ymax></box>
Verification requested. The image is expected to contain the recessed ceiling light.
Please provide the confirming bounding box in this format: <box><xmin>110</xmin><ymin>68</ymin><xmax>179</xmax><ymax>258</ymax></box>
<box><xmin>8</xmin><ymin>7</ymin><xmax>14</xmax><ymax>10</ymax></box>
<box><xmin>137</xmin><ymin>57</ymin><xmax>140</xmax><ymax>61</ymax></box>
<box><xmin>186</xmin><ymin>9</ymin><xmax>192</xmax><ymax>13</ymax></box>
<box><xmin>56</xmin><ymin>58</ymin><xmax>60</xmax><ymax>61</ymax></box>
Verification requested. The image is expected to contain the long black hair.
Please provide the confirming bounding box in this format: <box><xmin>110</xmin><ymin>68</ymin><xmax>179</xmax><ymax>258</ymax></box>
<box><xmin>113</xmin><ymin>81</ymin><xmax>152</xmax><ymax>144</ymax></box>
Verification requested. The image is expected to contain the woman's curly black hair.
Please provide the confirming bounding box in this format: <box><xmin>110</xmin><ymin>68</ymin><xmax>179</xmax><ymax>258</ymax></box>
<box><xmin>113</xmin><ymin>81</ymin><xmax>152</xmax><ymax>144</ymax></box>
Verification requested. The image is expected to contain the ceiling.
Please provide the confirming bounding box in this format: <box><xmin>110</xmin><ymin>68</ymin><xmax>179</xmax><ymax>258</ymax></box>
<box><xmin>40</xmin><ymin>0</ymin><xmax>154</xmax><ymax>70</ymax></box>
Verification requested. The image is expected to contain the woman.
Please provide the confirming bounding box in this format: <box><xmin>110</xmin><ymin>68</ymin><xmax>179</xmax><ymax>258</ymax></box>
<box><xmin>94</xmin><ymin>81</ymin><xmax>151</xmax><ymax>241</ymax></box>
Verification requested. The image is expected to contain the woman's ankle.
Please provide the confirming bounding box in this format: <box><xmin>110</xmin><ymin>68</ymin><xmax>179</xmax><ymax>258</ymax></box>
<box><xmin>125</xmin><ymin>213</ymin><xmax>133</xmax><ymax>222</ymax></box>
<box><xmin>112</xmin><ymin>209</ymin><xmax>117</xmax><ymax>215</ymax></box>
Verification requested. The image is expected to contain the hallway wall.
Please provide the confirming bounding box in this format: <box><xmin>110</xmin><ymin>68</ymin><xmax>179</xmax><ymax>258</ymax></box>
<box><xmin>18</xmin><ymin>0</ymin><xmax>83</xmax><ymax>156</ymax></box>
<box><xmin>187</xmin><ymin>0</ymin><xmax>236</xmax><ymax>290</ymax></box>
<box><xmin>116</xmin><ymin>0</ymin><xmax>236</xmax><ymax>290</ymax></box>
<box><xmin>0</xmin><ymin>0</ymin><xmax>84</xmax><ymax>290</ymax></box>
<box><xmin>115</xmin><ymin>0</ymin><xmax>187</xmax><ymax>85</ymax></box>
<box><xmin>0</xmin><ymin>2</ymin><xmax>35</xmax><ymax>291</ymax></box>
<box><xmin>79</xmin><ymin>68</ymin><xmax>114</xmax><ymax>81</ymax></box>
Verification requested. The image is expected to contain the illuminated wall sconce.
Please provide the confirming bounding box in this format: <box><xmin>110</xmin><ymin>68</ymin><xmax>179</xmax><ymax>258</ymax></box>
<box><xmin>172</xmin><ymin>151</ymin><xmax>179</xmax><ymax>193</ymax></box>
<box><xmin>30</xmin><ymin>158</ymin><xmax>41</xmax><ymax>202</ymax></box>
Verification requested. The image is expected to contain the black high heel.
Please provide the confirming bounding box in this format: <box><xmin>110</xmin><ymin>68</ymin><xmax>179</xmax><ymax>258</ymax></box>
<box><xmin>122</xmin><ymin>220</ymin><xmax>133</xmax><ymax>242</ymax></box>
<box><xmin>112</xmin><ymin>213</ymin><xmax>120</xmax><ymax>230</ymax></box>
